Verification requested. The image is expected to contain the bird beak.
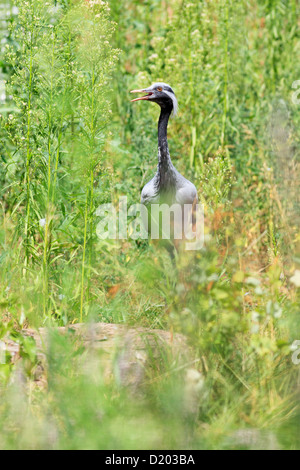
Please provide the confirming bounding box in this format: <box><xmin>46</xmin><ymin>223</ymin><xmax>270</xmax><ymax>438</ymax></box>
<box><xmin>130</xmin><ymin>88</ymin><xmax>153</xmax><ymax>102</ymax></box>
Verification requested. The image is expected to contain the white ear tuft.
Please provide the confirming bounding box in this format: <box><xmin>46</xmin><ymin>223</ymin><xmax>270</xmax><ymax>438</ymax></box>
<box><xmin>164</xmin><ymin>90</ymin><xmax>178</xmax><ymax>117</ymax></box>
<box><xmin>171</xmin><ymin>94</ymin><xmax>178</xmax><ymax>117</ymax></box>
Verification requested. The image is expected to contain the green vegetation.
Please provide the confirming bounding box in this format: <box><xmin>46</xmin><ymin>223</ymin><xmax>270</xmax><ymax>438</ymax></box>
<box><xmin>0</xmin><ymin>0</ymin><xmax>299</xmax><ymax>450</ymax></box>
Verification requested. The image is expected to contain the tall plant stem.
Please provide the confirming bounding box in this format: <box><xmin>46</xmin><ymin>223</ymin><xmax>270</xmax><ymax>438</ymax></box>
<box><xmin>80</xmin><ymin>66</ymin><xmax>96</xmax><ymax>321</ymax></box>
<box><xmin>87</xmin><ymin>67</ymin><xmax>96</xmax><ymax>299</ymax></box>
<box><xmin>42</xmin><ymin>217</ymin><xmax>50</xmax><ymax>317</ymax></box>
<box><xmin>47</xmin><ymin>34</ymin><xmax>55</xmax><ymax>199</ymax></box>
<box><xmin>24</xmin><ymin>38</ymin><xmax>34</xmax><ymax>277</ymax></box>
<box><xmin>43</xmin><ymin>32</ymin><xmax>56</xmax><ymax>317</ymax></box>
<box><xmin>80</xmin><ymin>174</ymin><xmax>94</xmax><ymax>323</ymax></box>
<box><xmin>88</xmin><ymin>168</ymin><xmax>94</xmax><ymax>295</ymax></box>
<box><xmin>53</xmin><ymin>30</ymin><xmax>72</xmax><ymax>200</ymax></box>
<box><xmin>221</xmin><ymin>0</ymin><xmax>229</xmax><ymax>147</ymax></box>
<box><xmin>53</xmin><ymin>131</ymin><xmax>62</xmax><ymax>202</ymax></box>
<box><xmin>80</xmin><ymin>182</ymin><xmax>90</xmax><ymax>323</ymax></box>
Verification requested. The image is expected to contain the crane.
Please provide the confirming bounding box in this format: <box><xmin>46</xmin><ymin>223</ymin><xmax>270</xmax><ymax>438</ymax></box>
<box><xmin>131</xmin><ymin>82</ymin><xmax>198</xmax><ymax>247</ymax></box>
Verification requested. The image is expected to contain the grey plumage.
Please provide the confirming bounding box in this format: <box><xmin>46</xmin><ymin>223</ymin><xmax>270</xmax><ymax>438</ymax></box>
<box><xmin>131</xmin><ymin>82</ymin><xmax>198</xmax><ymax>238</ymax></box>
<box><xmin>141</xmin><ymin>154</ymin><xmax>198</xmax><ymax>207</ymax></box>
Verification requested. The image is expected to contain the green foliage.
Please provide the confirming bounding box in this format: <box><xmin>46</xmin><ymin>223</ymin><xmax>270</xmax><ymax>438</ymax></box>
<box><xmin>1</xmin><ymin>0</ymin><xmax>119</xmax><ymax>322</ymax></box>
<box><xmin>199</xmin><ymin>148</ymin><xmax>233</xmax><ymax>208</ymax></box>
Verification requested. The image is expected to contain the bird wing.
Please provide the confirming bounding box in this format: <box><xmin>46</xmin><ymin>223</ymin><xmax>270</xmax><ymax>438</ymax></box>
<box><xmin>175</xmin><ymin>182</ymin><xmax>198</xmax><ymax>206</ymax></box>
<box><xmin>141</xmin><ymin>178</ymin><xmax>159</xmax><ymax>205</ymax></box>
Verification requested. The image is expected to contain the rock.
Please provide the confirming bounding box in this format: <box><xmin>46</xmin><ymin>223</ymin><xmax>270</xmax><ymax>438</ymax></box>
<box><xmin>2</xmin><ymin>322</ymin><xmax>189</xmax><ymax>390</ymax></box>
<box><xmin>227</xmin><ymin>428</ymin><xmax>280</xmax><ymax>450</ymax></box>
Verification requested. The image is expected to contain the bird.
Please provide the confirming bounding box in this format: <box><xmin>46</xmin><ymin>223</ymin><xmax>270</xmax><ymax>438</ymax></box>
<box><xmin>130</xmin><ymin>83</ymin><xmax>198</xmax><ymax>248</ymax></box>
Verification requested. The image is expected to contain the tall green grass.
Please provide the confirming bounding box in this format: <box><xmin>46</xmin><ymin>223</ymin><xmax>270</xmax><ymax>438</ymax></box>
<box><xmin>1</xmin><ymin>0</ymin><xmax>118</xmax><ymax>323</ymax></box>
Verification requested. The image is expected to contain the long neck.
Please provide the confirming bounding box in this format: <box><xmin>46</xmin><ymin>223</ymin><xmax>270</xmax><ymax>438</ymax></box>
<box><xmin>158</xmin><ymin>107</ymin><xmax>172</xmax><ymax>171</ymax></box>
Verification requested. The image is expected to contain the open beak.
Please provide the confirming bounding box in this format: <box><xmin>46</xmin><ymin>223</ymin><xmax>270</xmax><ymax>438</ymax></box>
<box><xmin>130</xmin><ymin>88</ymin><xmax>153</xmax><ymax>102</ymax></box>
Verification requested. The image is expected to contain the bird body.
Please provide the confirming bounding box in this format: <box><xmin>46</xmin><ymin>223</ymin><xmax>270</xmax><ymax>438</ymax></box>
<box><xmin>141</xmin><ymin>159</ymin><xmax>198</xmax><ymax>208</ymax></box>
<box><xmin>131</xmin><ymin>83</ymin><xmax>198</xmax><ymax>242</ymax></box>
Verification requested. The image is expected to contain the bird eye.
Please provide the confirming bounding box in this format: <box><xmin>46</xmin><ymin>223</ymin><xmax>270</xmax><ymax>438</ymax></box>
<box><xmin>157</xmin><ymin>87</ymin><xmax>163</xmax><ymax>92</ymax></box>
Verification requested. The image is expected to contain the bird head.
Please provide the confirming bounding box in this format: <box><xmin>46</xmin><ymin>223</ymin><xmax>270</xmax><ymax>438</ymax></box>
<box><xmin>130</xmin><ymin>82</ymin><xmax>178</xmax><ymax>116</ymax></box>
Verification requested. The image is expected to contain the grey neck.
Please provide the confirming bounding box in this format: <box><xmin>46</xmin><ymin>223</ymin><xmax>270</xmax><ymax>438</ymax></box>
<box><xmin>157</xmin><ymin>106</ymin><xmax>173</xmax><ymax>172</ymax></box>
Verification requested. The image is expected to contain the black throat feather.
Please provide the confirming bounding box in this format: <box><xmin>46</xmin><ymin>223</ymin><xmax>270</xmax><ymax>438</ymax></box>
<box><xmin>155</xmin><ymin>105</ymin><xmax>175</xmax><ymax>199</ymax></box>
